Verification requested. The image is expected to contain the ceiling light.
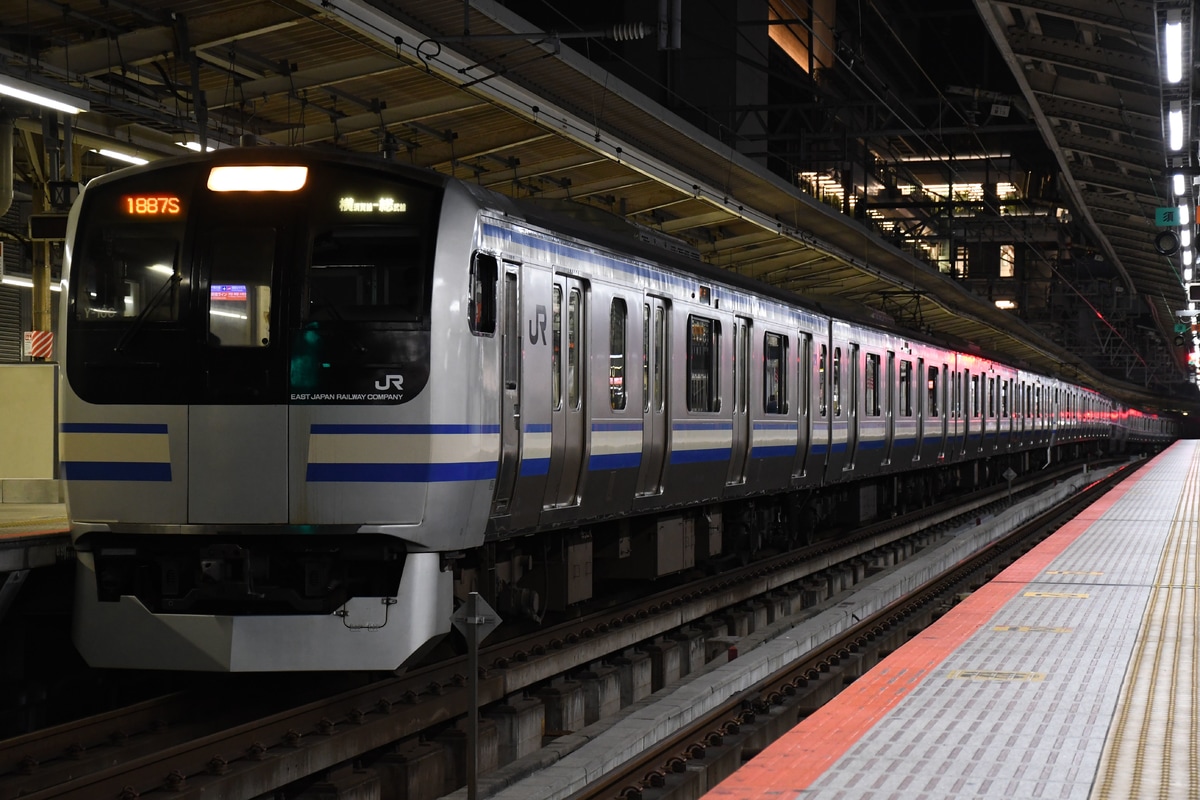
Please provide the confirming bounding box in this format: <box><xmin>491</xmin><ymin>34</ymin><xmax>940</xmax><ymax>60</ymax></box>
<box><xmin>1175</xmin><ymin>173</ymin><xmax>1187</xmax><ymax>196</ymax></box>
<box><xmin>1181</xmin><ymin>203</ymin><xmax>1192</xmax><ymax>226</ymax></box>
<box><xmin>994</xmin><ymin>299</ymin><xmax>1017</xmax><ymax>310</ymax></box>
<box><xmin>1169</xmin><ymin>103</ymin><xmax>1185</xmax><ymax>151</ymax></box>
<box><xmin>1187</xmin><ymin>267</ymin><xmax>1194</xmax><ymax>282</ymax></box>
<box><xmin>176</xmin><ymin>141</ymin><xmax>217</xmax><ymax>152</ymax></box>
<box><xmin>1186</xmin><ymin>249</ymin><xmax>1194</xmax><ymax>266</ymax></box>
<box><xmin>92</xmin><ymin>148</ymin><xmax>148</xmax><ymax>166</ymax></box>
<box><xmin>0</xmin><ymin>75</ymin><xmax>88</xmax><ymax>115</ymax></box>
<box><xmin>1165</xmin><ymin>11</ymin><xmax>1183</xmax><ymax>83</ymax></box>
<box><xmin>1</xmin><ymin>276</ymin><xmax>62</xmax><ymax>292</ymax></box>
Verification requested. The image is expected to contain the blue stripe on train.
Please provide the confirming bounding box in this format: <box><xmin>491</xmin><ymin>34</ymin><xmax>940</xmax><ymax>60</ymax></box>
<box><xmin>306</xmin><ymin>462</ymin><xmax>498</xmax><ymax>482</ymax></box>
<box><xmin>62</xmin><ymin>462</ymin><xmax>172</xmax><ymax>481</ymax></box>
<box><xmin>670</xmin><ymin>447</ymin><xmax>733</xmax><ymax>464</ymax></box>
<box><xmin>588</xmin><ymin>452</ymin><xmax>642</xmax><ymax>470</ymax></box>
<box><xmin>60</xmin><ymin>422</ymin><xmax>169</xmax><ymax>434</ymax></box>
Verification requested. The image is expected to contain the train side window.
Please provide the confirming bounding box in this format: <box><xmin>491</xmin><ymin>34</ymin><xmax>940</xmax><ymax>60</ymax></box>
<box><xmin>208</xmin><ymin>228</ymin><xmax>274</xmax><ymax>348</ymax></box>
<box><xmin>865</xmin><ymin>352</ymin><xmax>880</xmax><ymax>416</ymax></box>
<box><xmin>610</xmin><ymin>298</ymin><xmax>627</xmax><ymax>411</ymax></box>
<box><xmin>899</xmin><ymin>359</ymin><xmax>913</xmax><ymax>416</ymax></box>
<box><xmin>971</xmin><ymin>374</ymin><xmax>980</xmax><ymax>418</ymax></box>
<box><xmin>988</xmin><ymin>377</ymin><xmax>996</xmax><ymax>417</ymax></box>
<box><xmin>927</xmin><ymin>365</ymin><xmax>939</xmax><ymax>417</ymax></box>
<box><xmin>818</xmin><ymin>344</ymin><xmax>828</xmax><ymax>416</ymax></box>
<box><xmin>469</xmin><ymin>253</ymin><xmax>497</xmax><ymax>335</ymax></box>
<box><xmin>687</xmin><ymin>315</ymin><xmax>720</xmax><ymax>412</ymax></box>
<box><xmin>832</xmin><ymin>347</ymin><xmax>842</xmax><ymax>416</ymax></box>
<box><xmin>763</xmin><ymin>332</ymin><xmax>788</xmax><ymax>414</ymax></box>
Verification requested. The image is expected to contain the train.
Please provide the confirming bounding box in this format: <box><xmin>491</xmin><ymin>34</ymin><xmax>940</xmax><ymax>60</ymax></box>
<box><xmin>58</xmin><ymin>146</ymin><xmax>1176</xmax><ymax>671</ymax></box>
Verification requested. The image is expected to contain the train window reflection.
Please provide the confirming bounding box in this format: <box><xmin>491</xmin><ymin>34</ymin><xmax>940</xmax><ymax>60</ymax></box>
<box><xmin>763</xmin><ymin>332</ymin><xmax>788</xmax><ymax>414</ymax></box>
<box><xmin>78</xmin><ymin>232</ymin><xmax>179</xmax><ymax>322</ymax></box>
<box><xmin>306</xmin><ymin>227</ymin><xmax>427</xmax><ymax>322</ymax></box>
<box><xmin>208</xmin><ymin>228</ymin><xmax>273</xmax><ymax>348</ymax></box>
<box><xmin>611</xmin><ymin>299</ymin><xmax>627</xmax><ymax>411</ymax></box>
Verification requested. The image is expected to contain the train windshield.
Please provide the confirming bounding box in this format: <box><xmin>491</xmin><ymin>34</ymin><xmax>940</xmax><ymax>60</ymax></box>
<box><xmin>66</xmin><ymin>157</ymin><xmax>442</xmax><ymax>405</ymax></box>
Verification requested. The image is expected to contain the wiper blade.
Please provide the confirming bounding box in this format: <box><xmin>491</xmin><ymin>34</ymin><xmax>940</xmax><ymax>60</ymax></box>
<box><xmin>114</xmin><ymin>272</ymin><xmax>181</xmax><ymax>353</ymax></box>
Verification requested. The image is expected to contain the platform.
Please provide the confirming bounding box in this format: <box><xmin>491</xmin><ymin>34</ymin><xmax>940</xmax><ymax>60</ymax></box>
<box><xmin>706</xmin><ymin>438</ymin><xmax>1200</xmax><ymax>799</ymax></box>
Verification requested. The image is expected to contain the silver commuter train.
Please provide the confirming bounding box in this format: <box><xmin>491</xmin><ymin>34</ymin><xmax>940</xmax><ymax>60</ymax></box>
<box><xmin>59</xmin><ymin>147</ymin><xmax>1176</xmax><ymax>671</ymax></box>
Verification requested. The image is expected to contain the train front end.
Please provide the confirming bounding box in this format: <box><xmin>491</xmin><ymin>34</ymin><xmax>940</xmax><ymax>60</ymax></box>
<box><xmin>60</xmin><ymin>149</ymin><xmax>495</xmax><ymax>671</ymax></box>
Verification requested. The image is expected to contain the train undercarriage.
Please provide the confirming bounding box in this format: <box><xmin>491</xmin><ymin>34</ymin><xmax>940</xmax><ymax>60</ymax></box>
<box><xmin>456</xmin><ymin>441</ymin><xmax>1127</xmax><ymax>630</ymax></box>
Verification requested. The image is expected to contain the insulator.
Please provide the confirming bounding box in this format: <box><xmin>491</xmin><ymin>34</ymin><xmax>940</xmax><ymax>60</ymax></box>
<box><xmin>608</xmin><ymin>22</ymin><xmax>651</xmax><ymax>41</ymax></box>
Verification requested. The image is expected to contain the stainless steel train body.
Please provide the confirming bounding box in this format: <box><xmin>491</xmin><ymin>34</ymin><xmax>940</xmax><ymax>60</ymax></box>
<box><xmin>59</xmin><ymin>148</ymin><xmax>1176</xmax><ymax>671</ymax></box>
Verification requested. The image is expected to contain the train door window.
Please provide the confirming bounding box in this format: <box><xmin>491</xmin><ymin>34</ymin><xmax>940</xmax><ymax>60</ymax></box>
<box><xmin>610</xmin><ymin>298</ymin><xmax>627</xmax><ymax>410</ymax></box>
<box><xmin>643</xmin><ymin>304</ymin><xmax>651</xmax><ymax>412</ymax></box>
<box><xmin>927</xmin><ymin>365</ymin><xmax>939</xmax><ymax>417</ymax></box>
<box><xmin>503</xmin><ymin>273</ymin><xmax>518</xmax><ymax>390</ymax></box>
<box><xmin>568</xmin><ymin>288</ymin><xmax>581</xmax><ymax>410</ymax></box>
<box><xmin>971</xmin><ymin>374</ymin><xmax>981</xmax><ymax>418</ymax></box>
<box><xmin>832</xmin><ymin>347</ymin><xmax>842</xmax><ymax>416</ymax></box>
<box><xmin>764</xmin><ymin>332</ymin><xmax>787</xmax><ymax>414</ymax></box>
<box><xmin>1001</xmin><ymin>379</ymin><xmax>1008</xmax><ymax>418</ymax></box>
<box><xmin>899</xmin><ymin>359</ymin><xmax>913</xmax><ymax>416</ymax></box>
<box><xmin>654</xmin><ymin>306</ymin><xmax>665</xmax><ymax>412</ymax></box>
<box><xmin>865</xmin><ymin>352</ymin><xmax>880</xmax><ymax>416</ymax></box>
<box><xmin>818</xmin><ymin>344</ymin><xmax>828</xmax><ymax>416</ymax></box>
<box><xmin>687</xmin><ymin>315</ymin><xmax>720</xmax><ymax>412</ymax></box>
<box><xmin>800</xmin><ymin>333</ymin><xmax>811</xmax><ymax>416</ymax></box>
<box><xmin>988</xmin><ymin>377</ymin><xmax>996</xmax><ymax>417</ymax></box>
<box><xmin>469</xmin><ymin>253</ymin><xmax>497</xmax><ymax>335</ymax></box>
<box><xmin>552</xmin><ymin>286</ymin><xmax>562</xmax><ymax>409</ymax></box>
<box><xmin>208</xmin><ymin>228</ymin><xmax>274</xmax><ymax>347</ymax></box>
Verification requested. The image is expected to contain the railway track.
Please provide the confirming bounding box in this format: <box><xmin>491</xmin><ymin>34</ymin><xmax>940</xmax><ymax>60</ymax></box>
<box><xmin>0</xmin><ymin>459</ymin><xmax>1130</xmax><ymax>800</ymax></box>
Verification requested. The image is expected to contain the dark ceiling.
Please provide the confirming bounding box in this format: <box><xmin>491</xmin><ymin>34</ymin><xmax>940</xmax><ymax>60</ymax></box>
<box><xmin>0</xmin><ymin>0</ymin><xmax>1193</xmax><ymax>413</ymax></box>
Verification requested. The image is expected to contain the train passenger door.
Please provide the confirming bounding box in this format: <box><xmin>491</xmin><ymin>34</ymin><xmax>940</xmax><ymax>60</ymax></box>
<box><xmin>544</xmin><ymin>276</ymin><xmax>587</xmax><ymax>509</ymax></box>
<box><xmin>726</xmin><ymin>316</ymin><xmax>752</xmax><ymax>485</ymax></box>
<box><xmin>492</xmin><ymin>265</ymin><xmax>521</xmax><ymax>517</ymax></box>
<box><xmin>191</xmin><ymin>218</ymin><xmax>289</xmax><ymax>524</ymax></box>
<box><xmin>636</xmin><ymin>298</ymin><xmax>669</xmax><ymax>496</ymax></box>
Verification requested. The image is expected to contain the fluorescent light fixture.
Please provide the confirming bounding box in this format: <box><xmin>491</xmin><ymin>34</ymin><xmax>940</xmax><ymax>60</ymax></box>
<box><xmin>176</xmin><ymin>141</ymin><xmax>217</xmax><ymax>152</ymax></box>
<box><xmin>1184</xmin><ymin>229</ymin><xmax>1193</xmax><ymax>247</ymax></box>
<box><xmin>0</xmin><ymin>75</ymin><xmax>88</xmax><ymax>114</ymax></box>
<box><xmin>1186</xmin><ymin>249</ymin><xmax>1194</xmax><ymax>266</ymax></box>
<box><xmin>1169</xmin><ymin>103</ymin><xmax>1185</xmax><ymax>151</ymax></box>
<box><xmin>994</xmin><ymin>299</ymin><xmax>1017</xmax><ymax>310</ymax></box>
<box><xmin>1181</xmin><ymin>203</ymin><xmax>1192</xmax><ymax>226</ymax></box>
<box><xmin>148</xmin><ymin>264</ymin><xmax>175</xmax><ymax>276</ymax></box>
<box><xmin>1</xmin><ymin>276</ymin><xmax>62</xmax><ymax>292</ymax></box>
<box><xmin>210</xmin><ymin>309</ymin><xmax>248</xmax><ymax>320</ymax></box>
<box><xmin>1175</xmin><ymin>173</ymin><xmax>1187</xmax><ymax>196</ymax></box>
<box><xmin>1165</xmin><ymin>11</ymin><xmax>1183</xmax><ymax>83</ymax></box>
<box><xmin>207</xmin><ymin>165</ymin><xmax>308</xmax><ymax>192</ymax></box>
<box><xmin>92</xmin><ymin>148</ymin><xmax>148</xmax><ymax>166</ymax></box>
<box><xmin>1186</xmin><ymin>267</ymin><xmax>1194</xmax><ymax>282</ymax></box>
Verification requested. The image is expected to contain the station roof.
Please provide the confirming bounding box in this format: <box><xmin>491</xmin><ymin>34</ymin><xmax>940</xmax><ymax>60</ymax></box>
<box><xmin>0</xmin><ymin>0</ymin><xmax>1191</xmax><ymax>412</ymax></box>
